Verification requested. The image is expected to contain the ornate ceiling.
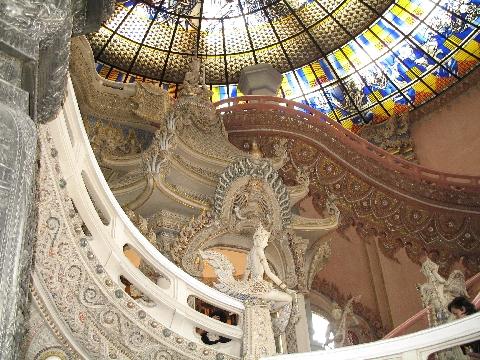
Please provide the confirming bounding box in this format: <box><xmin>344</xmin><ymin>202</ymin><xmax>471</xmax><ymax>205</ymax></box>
<box><xmin>88</xmin><ymin>0</ymin><xmax>393</xmax><ymax>82</ymax></box>
<box><xmin>88</xmin><ymin>0</ymin><xmax>480</xmax><ymax>128</ymax></box>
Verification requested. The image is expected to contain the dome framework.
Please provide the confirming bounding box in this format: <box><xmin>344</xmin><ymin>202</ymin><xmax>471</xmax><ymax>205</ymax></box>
<box><xmin>88</xmin><ymin>0</ymin><xmax>480</xmax><ymax>127</ymax></box>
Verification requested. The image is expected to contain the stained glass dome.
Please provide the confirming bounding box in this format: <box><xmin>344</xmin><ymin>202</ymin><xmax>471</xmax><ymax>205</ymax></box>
<box><xmin>88</xmin><ymin>0</ymin><xmax>480</xmax><ymax>129</ymax></box>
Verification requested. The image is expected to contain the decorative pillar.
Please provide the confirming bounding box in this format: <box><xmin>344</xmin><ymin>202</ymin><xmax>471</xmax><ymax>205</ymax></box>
<box><xmin>0</xmin><ymin>15</ymin><xmax>39</xmax><ymax>360</ymax></box>
<box><xmin>0</xmin><ymin>2</ymin><xmax>114</xmax><ymax>359</ymax></box>
<box><xmin>242</xmin><ymin>304</ymin><xmax>277</xmax><ymax>360</ymax></box>
<box><xmin>238</xmin><ymin>63</ymin><xmax>282</xmax><ymax>96</ymax></box>
<box><xmin>285</xmin><ymin>294</ymin><xmax>311</xmax><ymax>353</ymax></box>
<box><xmin>303</xmin><ymin>295</ymin><xmax>316</xmax><ymax>349</ymax></box>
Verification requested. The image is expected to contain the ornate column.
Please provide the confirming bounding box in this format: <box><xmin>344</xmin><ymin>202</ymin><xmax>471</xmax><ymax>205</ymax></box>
<box><xmin>285</xmin><ymin>294</ymin><xmax>311</xmax><ymax>353</ymax></box>
<box><xmin>0</xmin><ymin>10</ymin><xmax>40</xmax><ymax>358</ymax></box>
<box><xmin>242</xmin><ymin>304</ymin><xmax>277</xmax><ymax>360</ymax></box>
<box><xmin>0</xmin><ymin>2</ymin><xmax>114</xmax><ymax>358</ymax></box>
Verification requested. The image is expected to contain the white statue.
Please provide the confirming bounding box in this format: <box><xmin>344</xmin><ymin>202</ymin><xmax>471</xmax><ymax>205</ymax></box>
<box><xmin>324</xmin><ymin>296</ymin><xmax>360</xmax><ymax>348</ymax></box>
<box><xmin>200</xmin><ymin>224</ymin><xmax>296</xmax><ymax>335</ymax></box>
<box><xmin>418</xmin><ymin>257</ymin><xmax>468</xmax><ymax>325</ymax></box>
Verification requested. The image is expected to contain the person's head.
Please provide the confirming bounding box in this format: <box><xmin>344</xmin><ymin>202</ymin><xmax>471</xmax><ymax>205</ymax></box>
<box><xmin>210</xmin><ymin>310</ymin><xmax>227</xmax><ymax>323</ymax></box>
<box><xmin>253</xmin><ymin>223</ymin><xmax>270</xmax><ymax>249</ymax></box>
<box><xmin>448</xmin><ymin>296</ymin><xmax>477</xmax><ymax>319</ymax></box>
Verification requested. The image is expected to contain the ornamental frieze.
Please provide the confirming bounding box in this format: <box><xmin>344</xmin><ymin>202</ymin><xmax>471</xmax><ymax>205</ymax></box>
<box><xmin>31</xmin><ymin>126</ymin><xmax>239</xmax><ymax>360</ymax></box>
<box><xmin>226</xmin><ymin>126</ymin><xmax>480</xmax><ymax>276</ymax></box>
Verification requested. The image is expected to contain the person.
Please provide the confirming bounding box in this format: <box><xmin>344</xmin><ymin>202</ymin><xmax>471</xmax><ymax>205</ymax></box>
<box><xmin>448</xmin><ymin>296</ymin><xmax>480</xmax><ymax>359</ymax></box>
<box><xmin>200</xmin><ymin>310</ymin><xmax>231</xmax><ymax>345</ymax></box>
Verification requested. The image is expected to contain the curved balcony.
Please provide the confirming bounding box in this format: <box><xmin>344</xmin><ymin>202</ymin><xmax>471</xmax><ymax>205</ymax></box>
<box><xmin>266</xmin><ymin>313</ymin><xmax>480</xmax><ymax>360</ymax></box>
<box><xmin>37</xmin><ymin>76</ymin><xmax>244</xmax><ymax>358</ymax></box>
<box><xmin>216</xmin><ymin>96</ymin><xmax>480</xmax><ymax>193</ymax></box>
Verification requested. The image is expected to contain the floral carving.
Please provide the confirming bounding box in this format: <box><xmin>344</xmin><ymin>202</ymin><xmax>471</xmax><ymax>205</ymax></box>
<box><xmin>31</xmin><ymin>126</ymin><xmax>237</xmax><ymax>360</ymax></box>
<box><xmin>225</xmin><ymin>112</ymin><xmax>480</xmax><ymax>276</ymax></box>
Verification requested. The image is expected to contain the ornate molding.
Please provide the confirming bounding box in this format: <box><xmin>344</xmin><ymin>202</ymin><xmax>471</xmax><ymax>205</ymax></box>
<box><xmin>70</xmin><ymin>36</ymin><xmax>169</xmax><ymax>129</ymax></box>
<box><xmin>224</xmin><ymin>105</ymin><xmax>480</xmax><ymax>275</ymax></box>
<box><xmin>31</xmin><ymin>125</ymin><xmax>239</xmax><ymax>360</ymax></box>
<box><xmin>357</xmin><ymin>113</ymin><xmax>416</xmax><ymax>161</ymax></box>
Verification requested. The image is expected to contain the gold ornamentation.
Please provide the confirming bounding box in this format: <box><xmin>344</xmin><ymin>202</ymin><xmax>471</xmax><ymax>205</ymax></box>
<box><xmin>225</xmin><ymin>109</ymin><xmax>480</xmax><ymax>276</ymax></box>
<box><xmin>357</xmin><ymin>113</ymin><xmax>416</xmax><ymax>161</ymax></box>
<box><xmin>132</xmin><ymin>82</ymin><xmax>171</xmax><ymax>125</ymax></box>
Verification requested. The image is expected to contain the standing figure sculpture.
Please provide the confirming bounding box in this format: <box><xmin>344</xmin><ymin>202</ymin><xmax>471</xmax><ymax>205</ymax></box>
<box><xmin>200</xmin><ymin>224</ymin><xmax>297</xmax><ymax>358</ymax></box>
<box><xmin>324</xmin><ymin>296</ymin><xmax>360</xmax><ymax>348</ymax></box>
<box><xmin>418</xmin><ymin>257</ymin><xmax>468</xmax><ymax>326</ymax></box>
<box><xmin>243</xmin><ymin>224</ymin><xmax>295</xmax><ymax>304</ymax></box>
<box><xmin>417</xmin><ymin>258</ymin><xmax>469</xmax><ymax>360</ymax></box>
<box><xmin>181</xmin><ymin>56</ymin><xmax>201</xmax><ymax>96</ymax></box>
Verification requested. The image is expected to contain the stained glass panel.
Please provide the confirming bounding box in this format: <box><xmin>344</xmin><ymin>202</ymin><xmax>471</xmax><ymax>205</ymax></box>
<box><xmin>90</xmin><ymin>0</ymin><xmax>480</xmax><ymax>132</ymax></box>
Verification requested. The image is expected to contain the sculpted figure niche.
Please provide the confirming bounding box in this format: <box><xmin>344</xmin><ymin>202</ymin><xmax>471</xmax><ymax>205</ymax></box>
<box><xmin>418</xmin><ymin>257</ymin><xmax>468</xmax><ymax>326</ymax></box>
<box><xmin>324</xmin><ymin>296</ymin><xmax>361</xmax><ymax>348</ymax></box>
<box><xmin>417</xmin><ymin>257</ymin><xmax>469</xmax><ymax>360</ymax></box>
<box><xmin>201</xmin><ymin>224</ymin><xmax>298</xmax><ymax>359</ymax></box>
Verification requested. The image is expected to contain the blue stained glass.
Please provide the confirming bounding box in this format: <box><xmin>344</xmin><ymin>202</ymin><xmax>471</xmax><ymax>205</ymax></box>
<box><xmin>375</xmin><ymin>19</ymin><xmax>403</xmax><ymax>41</ymax></box>
<box><xmin>218</xmin><ymin>85</ymin><xmax>228</xmax><ymax>100</ymax></box>
<box><xmin>298</xmin><ymin>98</ymin><xmax>309</xmax><ymax>107</ymax></box>
<box><xmin>327</xmin><ymin>52</ymin><xmax>350</xmax><ymax>78</ymax></box>
<box><xmin>383</xmin><ymin>7</ymin><xmax>405</xmax><ymax>27</ymax></box>
<box><xmin>360</xmin><ymin>109</ymin><xmax>374</xmax><ymax>123</ymax></box>
<box><xmin>357</xmin><ymin>33</ymin><xmax>370</xmax><ymax>47</ymax></box>
<box><xmin>291</xmin><ymin>96</ymin><xmax>310</xmax><ymax>113</ymax></box>
<box><xmin>356</xmin><ymin>31</ymin><xmax>389</xmax><ymax>59</ymax></box>
<box><xmin>438</xmin><ymin>0</ymin><xmax>480</xmax><ymax>24</ymax></box>
<box><xmin>344</xmin><ymin>74</ymin><xmax>375</xmax><ymax>109</ymax></box>
<box><xmin>123</xmin><ymin>1</ymin><xmax>137</xmax><ymax>9</ymax></box>
<box><xmin>436</xmin><ymin>59</ymin><xmax>458</xmax><ymax>76</ymax></box>
<box><xmin>351</xmin><ymin>114</ymin><xmax>365</xmax><ymax>125</ymax></box>
<box><xmin>377</xmin><ymin>52</ymin><xmax>411</xmax><ymax>87</ymax></box>
<box><xmin>401</xmin><ymin>86</ymin><xmax>418</xmax><ymax>102</ymax></box>
<box><xmin>284</xmin><ymin>71</ymin><xmax>303</xmax><ymax>98</ymax></box>
<box><xmin>313</xmin><ymin>59</ymin><xmax>336</xmax><ymax>82</ymax></box>
<box><xmin>324</xmin><ymin>83</ymin><xmax>355</xmax><ymax>119</ymax></box>
<box><xmin>475</xmin><ymin>30</ymin><xmax>480</xmax><ymax>42</ymax></box>
<box><xmin>305</xmin><ymin>93</ymin><xmax>332</xmax><ymax>114</ymax></box>
<box><xmin>295</xmin><ymin>68</ymin><xmax>315</xmax><ymax>92</ymax></box>
<box><xmin>392</xmin><ymin>41</ymin><xmax>434</xmax><ymax>77</ymax></box>
<box><xmin>344</xmin><ymin>42</ymin><xmax>370</xmax><ymax>69</ymax></box>
<box><xmin>359</xmin><ymin>63</ymin><xmax>399</xmax><ymax>99</ymax></box>
<box><xmin>411</xmin><ymin>24</ymin><xmax>454</xmax><ymax>61</ymax></box>
<box><xmin>229</xmin><ymin>84</ymin><xmax>238</xmax><ymax>97</ymax></box>
<box><xmin>454</xmin><ymin>22</ymin><xmax>476</xmax><ymax>40</ymax></box>
<box><xmin>391</xmin><ymin>92</ymin><xmax>411</xmax><ymax>106</ymax></box>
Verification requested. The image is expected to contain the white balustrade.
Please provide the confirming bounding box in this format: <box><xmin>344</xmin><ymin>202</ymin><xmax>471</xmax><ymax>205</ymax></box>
<box><xmin>48</xmin><ymin>76</ymin><xmax>244</xmax><ymax>356</ymax></box>
<box><xmin>265</xmin><ymin>313</ymin><xmax>480</xmax><ymax>360</ymax></box>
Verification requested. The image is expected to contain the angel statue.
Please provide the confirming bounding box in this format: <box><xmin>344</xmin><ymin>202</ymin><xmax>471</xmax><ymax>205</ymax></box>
<box><xmin>180</xmin><ymin>56</ymin><xmax>201</xmax><ymax>96</ymax></box>
<box><xmin>200</xmin><ymin>224</ymin><xmax>296</xmax><ymax>336</ymax></box>
<box><xmin>417</xmin><ymin>257</ymin><xmax>468</xmax><ymax>326</ymax></box>
<box><xmin>324</xmin><ymin>296</ymin><xmax>360</xmax><ymax>348</ymax></box>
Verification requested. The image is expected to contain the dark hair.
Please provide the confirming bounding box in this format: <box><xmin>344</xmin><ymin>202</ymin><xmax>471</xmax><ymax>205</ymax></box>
<box><xmin>448</xmin><ymin>296</ymin><xmax>477</xmax><ymax>315</ymax></box>
<box><xmin>210</xmin><ymin>310</ymin><xmax>228</xmax><ymax>323</ymax></box>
